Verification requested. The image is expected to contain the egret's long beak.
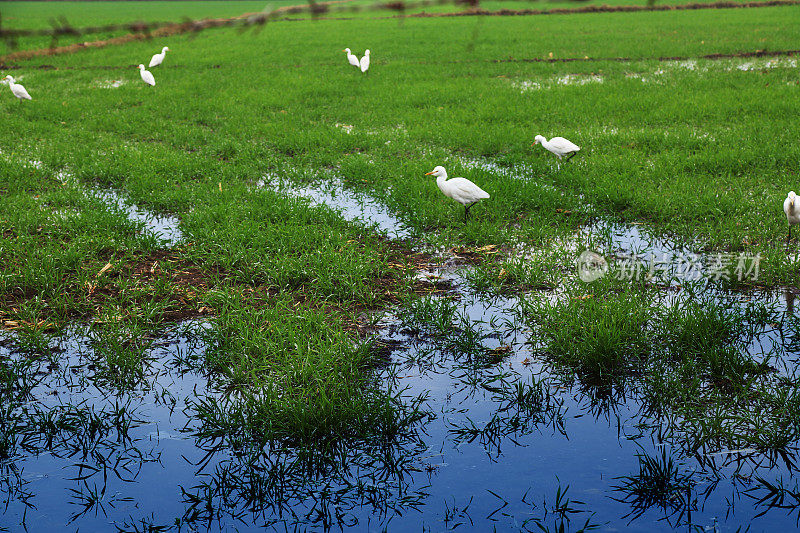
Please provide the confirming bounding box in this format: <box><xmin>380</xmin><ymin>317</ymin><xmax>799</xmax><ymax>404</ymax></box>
<box><xmin>425</xmin><ymin>171</ymin><xmax>435</xmax><ymax>175</ymax></box>
<box><xmin>532</xmin><ymin>141</ymin><xmax>539</xmax><ymax>146</ymax></box>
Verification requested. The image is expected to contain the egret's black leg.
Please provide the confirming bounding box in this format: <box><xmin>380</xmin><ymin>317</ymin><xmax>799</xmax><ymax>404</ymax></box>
<box><xmin>464</xmin><ymin>203</ymin><xmax>476</xmax><ymax>223</ymax></box>
<box><xmin>566</xmin><ymin>151</ymin><xmax>576</xmax><ymax>162</ymax></box>
<box><xmin>789</xmin><ymin>225</ymin><xmax>793</xmax><ymax>247</ymax></box>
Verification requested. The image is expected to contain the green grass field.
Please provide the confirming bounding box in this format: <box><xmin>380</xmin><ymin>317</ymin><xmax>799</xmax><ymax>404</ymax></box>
<box><xmin>3</xmin><ymin>0</ymin><xmax>781</xmax><ymax>30</ymax></box>
<box><xmin>3</xmin><ymin>0</ymin><xmax>790</xmax><ymax>51</ymax></box>
<box><xmin>2</xmin><ymin>0</ymin><xmax>800</xmax><ymax>529</ymax></box>
<box><xmin>2</xmin><ymin>1</ymin><xmax>271</xmax><ymax>28</ymax></box>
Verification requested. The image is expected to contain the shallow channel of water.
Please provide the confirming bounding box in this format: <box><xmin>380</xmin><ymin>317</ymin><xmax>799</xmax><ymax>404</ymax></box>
<box><xmin>92</xmin><ymin>188</ymin><xmax>184</xmax><ymax>246</ymax></box>
<box><xmin>272</xmin><ymin>175</ymin><xmax>415</xmax><ymax>241</ymax></box>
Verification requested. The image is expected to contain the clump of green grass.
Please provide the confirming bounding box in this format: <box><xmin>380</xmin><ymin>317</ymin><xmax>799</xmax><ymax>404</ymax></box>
<box><xmin>90</xmin><ymin>323</ymin><xmax>153</xmax><ymax>391</ymax></box>
<box><xmin>662</xmin><ymin>299</ymin><xmax>747</xmax><ymax>355</ymax></box>
<box><xmin>399</xmin><ymin>295</ymin><xmax>459</xmax><ymax>337</ymax></box>
<box><xmin>195</xmin><ymin>290</ymin><xmax>422</xmax><ymax>446</ymax></box>
<box><xmin>464</xmin><ymin>253</ymin><xmax>561</xmax><ymax>295</ymax></box>
<box><xmin>525</xmin><ymin>282</ymin><xmax>656</xmax><ymax>385</ymax></box>
<box><xmin>398</xmin><ymin>293</ymin><xmax>513</xmax><ymax>362</ymax></box>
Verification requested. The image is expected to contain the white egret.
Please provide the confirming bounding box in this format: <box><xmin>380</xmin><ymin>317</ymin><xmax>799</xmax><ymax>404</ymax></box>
<box><xmin>532</xmin><ymin>135</ymin><xmax>580</xmax><ymax>161</ymax></box>
<box><xmin>343</xmin><ymin>48</ymin><xmax>359</xmax><ymax>68</ymax></box>
<box><xmin>785</xmin><ymin>191</ymin><xmax>799</xmax><ymax>245</ymax></box>
<box><xmin>425</xmin><ymin>165</ymin><xmax>490</xmax><ymax>223</ymax></box>
<box><xmin>360</xmin><ymin>49</ymin><xmax>370</xmax><ymax>73</ymax></box>
<box><xmin>138</xmin><ymin>64</ymin><xmax>155</xmax><ymax>86</ymax></box>
<box><xmin>149</xmin><ymin>46</ymin><xmax>170</xmax><ymax>68</ymax></box>
<box><xmin>3</xmin><ymin>76</ymin><xmax>31</xmax><ymax>101</ymax></box>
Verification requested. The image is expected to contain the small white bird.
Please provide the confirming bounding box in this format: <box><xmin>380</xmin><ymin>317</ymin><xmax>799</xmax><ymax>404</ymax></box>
<box><xmin>360</xmin><ymin>49</ymin><xmax>370</xmax><ymax>73</ymax></box>
<box><xmin>149</xmin><ymin>46</ymin><xmax>170</xmax><ymax>68</ymax></box>
<box><xmin>425</xmin><ymin>166</ymin><xmax>490</xmax><ymax>223</ymax></box>
<box><xmin>533</xmin><ymin>135</ymin><xmax>580</xmax><ymax>161</ymax></box>
<box><xmin>785</xmin><ymin>191</ymin><xmax>799</xmax><ymax>245</ymax></box>
<box><xmin>138</xmin><ymin>64</ymin><xmax>155</xmax><ymax>86</ymax></box>
<box><xmin>3</xmin><ymin>75</ymin><xmax>32</xmax><ymax>102</ymax></box>
<box><xmin>343</xmin><ymin>48</ymin><xmax>360</xmax><ymax>68</ymax></box>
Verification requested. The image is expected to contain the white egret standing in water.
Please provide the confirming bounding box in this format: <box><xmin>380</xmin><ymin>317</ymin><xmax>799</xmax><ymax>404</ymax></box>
<box><xmin>138</xmin><ymin>65</ymin><xmax>155</xmax><ymax>86</ymax></box>
<box><xmin>425</xmin><ymin>166</ymin><xmax>490</xmax><ymax>223</ymax></box>
<box><xmin>3</xmin><ymin>76</ymin><xmax>31</xmax><ymax>101</ymax></box>
<box><xmin>532</xmin><ymin>135</ymin><xmax>580</xmax><ymax>161</ymax></box>
<box><xmin>149</xmin><ymin>46</ymin><xmax>170</xmax><ymax>68</ymax></box>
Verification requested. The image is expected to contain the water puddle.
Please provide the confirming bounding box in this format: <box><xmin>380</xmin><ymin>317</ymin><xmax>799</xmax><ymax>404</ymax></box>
<box><xmin>512</xmin><ymin>79</ymin><xmax>542</xmax><ymax>92</ymax></box>
<box><xmin>633</xmin><ymin>56</ymin><xmax>799</xmax><ymax>80</ymax></box>
<box><xmin>334</xmin><ymin>122</ymin><xmax>354</xmax><ymax>134</ymax></box>
<box><xmin>3</xmin><ymin>261</ymin><xmax>797</xmax><ymax>530</ymax></box>
<box><xmin>513</xmin><ymin>57</ymin><xmax>799</xmax><ymax>91</ymax></box>
<box><xmin>511</xmin><ymin>73</ymin><xmax>604</xmax><ymax>93</ymax></box>
<box><xmin>92</xmin><ymin>79</ymin><xmax>126</xmax><ymax>89</ymax></box>
<box><xmin>556</xmin><ymin>73</ymin><xmax>604</xmax><ymax>86</ymax></box>
<box><xmin>262</xmin><ymin>175</ymin><xmax>414</xmax><ymax>240</ymax></box>
<box><xmin>452</xmin><ymin>153</ymin><xmax>567</xmax><ymax>188</ymax></box>
<box><xmin>92</xmin><ymin>188</ymin><xmax>184</xmax><ymax>245</ymax></box>
<box><xmin>579</xmin><ymin>220</ymin><xmax>709</xmax><ymax>282</ymax></box>
<box><xmin>0</xmin><ymin>322</ymin><xmax>221</xmax><ymax>530</ymax></box>
<box><xmin>578</xmin><ymin>220</ymin><xmax>798</xmax><ymax>311</ymax></box>
<box><xmin>579</xmin><ymin>220</ymin><xmax>798</xmax><ymax>369</ymax></box>
<box><xmin>726</xmin><ymin>56</ymin><xmax>798</xmax><ymax>71</ymax></box>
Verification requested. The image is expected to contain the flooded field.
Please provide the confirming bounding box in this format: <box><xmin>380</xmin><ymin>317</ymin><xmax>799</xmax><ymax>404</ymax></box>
<box><xmin>3</xmin><ymin>0</ymin><xmax>800</xmax><ymax>529</ymax></box>
<box><xmin>4</xmin><ymin>176</ymin><xmax>798</xmax><ymax>531</ymax></box>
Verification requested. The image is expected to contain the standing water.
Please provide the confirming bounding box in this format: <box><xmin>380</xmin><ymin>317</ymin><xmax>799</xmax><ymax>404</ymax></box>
<box><xmin>2</xmin><ymin>179</ymin><xmax>799</xmax><ymax>530</ymax></box>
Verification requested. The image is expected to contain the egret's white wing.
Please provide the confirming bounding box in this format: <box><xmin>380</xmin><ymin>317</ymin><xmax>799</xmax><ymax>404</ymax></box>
<box><xmin>449</xmin><ymin>177</ymin><xmax>490</xmax><ymax>203</ymax></box>
<box><xmin>149</xmin><ymin>53</ymin><xmax>164</xmax><ymax>68</ymax></box>
<box><xmin>360</xmin><ymin>55</ymin><xmax>370</xmax><ymax>73</ymax></box>
<box><xmin>11</xmin><ymin>84</ymin><xmax>31</xmax><ymax>100</ymax></box>
<box><xmin>347</xmin><ymin>54</ymin><xmax>360</xmax><ymax>67</ymax></box>
<box><xmin>141</xmin><ymin>70</ymin><xmax>156</xmax><ymax>86</ymax></box>
<box><xmin>549</xmin><ymin>137</ymin><xmax>580</xmax><ymax>153</ymax></box>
